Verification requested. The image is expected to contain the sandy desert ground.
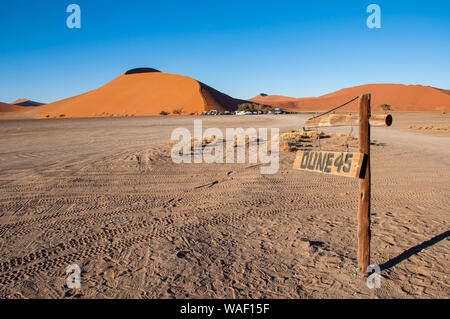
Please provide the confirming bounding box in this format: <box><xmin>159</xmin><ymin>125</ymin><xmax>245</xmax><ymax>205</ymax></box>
<box><xmin>0</xmin><ymin>112</ymin><xmax>448</xmax><ymax>299</ymax></box>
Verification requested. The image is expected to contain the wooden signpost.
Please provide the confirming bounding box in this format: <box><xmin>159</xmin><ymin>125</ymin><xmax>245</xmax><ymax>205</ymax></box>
<box><xmin>293</xmin><ymin>93</ymin><xmax>392</xmax><ymax>276</ymax></box>
<box><xmin>358</xmin><ymin>93</ymin><xmax>371</xmax><ymax>276</ymax></box>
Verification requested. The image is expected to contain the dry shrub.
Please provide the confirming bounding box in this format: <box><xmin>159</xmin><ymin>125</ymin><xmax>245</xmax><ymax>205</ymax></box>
<box><xmin>167</xmin><ymin>140</ymin><xmax>176</xmax><ymax>148</ymax></box>
<box><xmin>410</xmin><ymin>124</ymin><xmax>449</xmax><ymax>132</ymax></box>
<box><xmin>279</xmin><ymin>131</ymin><xmax>303</xmax><ymax>141</ymax></box>
<box><xmin>301</xmin><ymin>130</ymin><xmax>326</xmax><ymax>139</ymax></box>
<box><xmin>203</xmin><ymin>135</ymin><xmax>217</xmax><ymax>144</ymax></box>
<box><xmin>279</xmin><ymin>130</ymin><xmax>326</xmax><ymax>142</ymax></box>
<box><xmin>279</xmin><ymin>139</ymin><xmax>293</xmax><ymax>152</ymax></box>
<box><xmin>432</xmin><ymin>125</ymin><xmax>450</xmax><ymax>131</ymax></box>
<box><xmin>276</xmin><ymin>129</ymin><xmax>327</xmax><ymax>153</ymax></box>
<box><xmin>168</xmin><ymin>135</ymin><xmax>218</xmax><ymax>155</ymax></box>
<box><xmin>340</xmin><ymin>134</ymin><xmax>357</xmax><ymax>141</ymax></box>
<box><xmin>233</xmin><ymin>135</ymin><xmax>261</xmax><ymax>147</ymax></box>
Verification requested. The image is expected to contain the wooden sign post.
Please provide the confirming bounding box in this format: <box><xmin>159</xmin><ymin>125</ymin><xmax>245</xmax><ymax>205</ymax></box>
<box><xmin>294</xmin><ymin>93</ymin><xmax>390</xmax><ymax>276</ymax></box>
<box><xmin>358</xmin><ymin>94</ymin><xmax>371</xmax><ymax>276</ymax></box>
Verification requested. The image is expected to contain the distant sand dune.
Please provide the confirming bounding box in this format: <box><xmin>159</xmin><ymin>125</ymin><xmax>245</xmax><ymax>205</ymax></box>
<box><xmin>433</xmin><ymin>87</ymin><xmax>450</xmax><ymax>96</ymax></box>
<box><xmin>0</xmin><ymin>102</ymin><xmax>27</xmax><ymax>112</ymax></box>
<box><xmin>250</xmin><ymin>84</ymin><xmax>450</xmax><ymax>112</ymax></box>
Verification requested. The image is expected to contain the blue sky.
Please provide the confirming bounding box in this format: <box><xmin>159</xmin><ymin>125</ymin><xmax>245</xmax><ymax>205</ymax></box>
<box><xmin>0</xmin><ymin>0</ymin><xmax>449</xmax><ymax>103</ymax></box>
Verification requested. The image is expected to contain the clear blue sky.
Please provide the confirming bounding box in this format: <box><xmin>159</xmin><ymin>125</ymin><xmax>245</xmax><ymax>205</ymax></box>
<box><xmin>0</xmin><ymin>0</ymin><xmax>449</xmax><ymax>103</ymax></box>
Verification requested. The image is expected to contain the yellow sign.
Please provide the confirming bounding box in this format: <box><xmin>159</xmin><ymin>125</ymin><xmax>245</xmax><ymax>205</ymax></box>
<box><xmin>293</xmin><ymin>150</ymin><xmax>364</xmax><ymax>178</ymax></box>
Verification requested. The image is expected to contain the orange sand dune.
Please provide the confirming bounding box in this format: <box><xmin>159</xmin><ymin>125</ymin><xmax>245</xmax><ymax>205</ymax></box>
<box><xmin>0</xmin><ymin>102</ymin><xmax>28</xmax><ymax>112</ymax></box>
<box><xmin>433</xmin><ymin>87</ymin><xmax>450</xmax><ymax>96</ymax></box>
<box><xmin>250</xmin><ymin>84</ymin><xmax>450</xmax><ymax>112</ymax></box>
<box><xmin>11</xmin><ymin>99</ymin><xmax>45</xmax><ymax>107</ymax></box>
<box><xmin>34</xmin><ymin>68</ymin><xmax>248</xmax><ymax>118</ymax></box>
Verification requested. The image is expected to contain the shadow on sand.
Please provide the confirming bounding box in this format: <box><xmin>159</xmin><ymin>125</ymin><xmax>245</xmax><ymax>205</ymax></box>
<box><xmin>380</xmin><ymin>230</ymin><xmax>450</xmax><ymax>271</ymax></box>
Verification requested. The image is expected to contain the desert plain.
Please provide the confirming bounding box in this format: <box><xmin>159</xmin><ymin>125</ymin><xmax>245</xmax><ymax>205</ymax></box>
<box><xmin>0</xmin><ymin>112</ymin><xmax>448</xmax><ymax>299</ymax></box>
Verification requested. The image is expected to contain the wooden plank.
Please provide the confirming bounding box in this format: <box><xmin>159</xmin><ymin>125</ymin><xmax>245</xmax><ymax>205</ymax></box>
<box><xmin>293</xmin><ymin>150</ymin><xmax>364</xmax><ymax>178</ymax></box>
<box><xmin>357</xmin><ymin>94</ymin><xmax>371</xmax><ymax>276</ymax></box>
<box><xmin>304</xmin><ymin>114</ymin><xmax>392</xmax><ymax>128</ymax></box>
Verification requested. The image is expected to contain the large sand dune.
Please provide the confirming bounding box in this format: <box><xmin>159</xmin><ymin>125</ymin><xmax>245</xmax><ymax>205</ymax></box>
<box><xmin>33</xmin><ymin>68</ymin><xmax>247</xmax><ymax>118</ymax></box>
<box><xmin>250</xmin><ymin>84</ymin><xmax>450</xmax><ymax>112</ymax></box>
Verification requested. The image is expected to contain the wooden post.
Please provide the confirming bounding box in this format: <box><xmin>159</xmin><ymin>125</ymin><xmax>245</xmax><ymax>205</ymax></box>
<box><xmin>358</xmin><ymin>94</ymin><xmax>371</xmax><ymax>276</ymax></box>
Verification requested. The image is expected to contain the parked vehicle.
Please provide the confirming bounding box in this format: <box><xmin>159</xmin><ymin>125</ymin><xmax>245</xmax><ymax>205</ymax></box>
<box><xmin>272</xmin><ymin>108</ymin><xmax>284</xmax><ymax>114</ymax></box>
<box><xmin>268</xmin><ymin>108</ymin><xmax>284</xmax><ymax>114</ymax></box>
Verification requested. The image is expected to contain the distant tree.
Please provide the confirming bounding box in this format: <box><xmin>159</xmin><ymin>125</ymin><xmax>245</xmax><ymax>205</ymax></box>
<box><xmin>160</xmin><ymin>110</ymin><xmax>169</xmax><ymax>116</ymax></box>
<box><xmin>379</xmin><ymin>104</ymin><xmax>391</xmax><ymax>112</ymax></box>
<box><xmin>172</xmin><ymin>108</ymin><xmax>183</xmax><ymax>115</ymax></box>
<box><xmin>237</xmin><ymin>103</ymin><xmax>249</xmax><ymax>112</ymax></box>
